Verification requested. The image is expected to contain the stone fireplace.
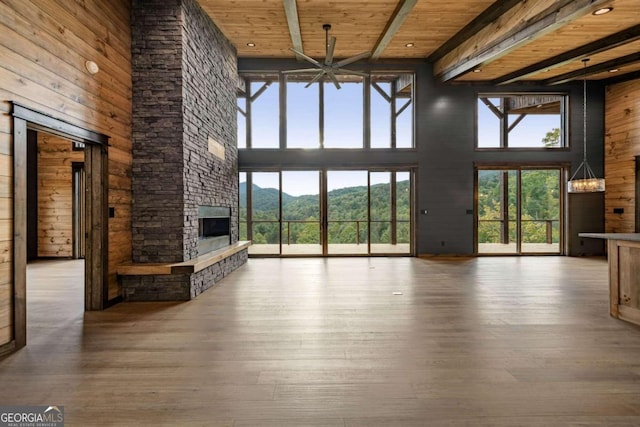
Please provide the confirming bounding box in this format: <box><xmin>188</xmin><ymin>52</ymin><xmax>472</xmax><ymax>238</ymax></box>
<box><xmin>121</xmin><ymin>0</ymin><xmax>248</xmax><ymax>301</ymax></box>
<box><xmin>198</xmin><ymin>206</ymin><xmax>231</xmax><ymax>255</ymax></box>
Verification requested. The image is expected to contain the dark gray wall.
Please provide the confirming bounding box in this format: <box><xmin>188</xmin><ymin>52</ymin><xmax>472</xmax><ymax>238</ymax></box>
<box><xmin>238</xmin><ymin>59</ymin><xmax>606</xmax><ymax>256</ymax></box>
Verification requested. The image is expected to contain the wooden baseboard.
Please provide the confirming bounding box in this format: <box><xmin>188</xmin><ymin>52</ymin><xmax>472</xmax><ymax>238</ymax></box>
<box><xmin>0</xmin><ymin>341</ymin><xmax>16</xmax><ymax>359</ymax></box>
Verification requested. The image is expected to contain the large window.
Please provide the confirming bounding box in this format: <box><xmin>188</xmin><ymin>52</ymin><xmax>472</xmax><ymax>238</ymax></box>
<box><xmin>476</xmin><ymin>167</ymin><xmax>563</xmax><ymax>254</ymax></box>
<box><xmin>242</xmin><ymin>169</ymin><xmax>413</xmax><ymax>256</ymax></box>
<box><xmin>324</xmin><ymin>81</ymin><xmax>363</xmax><ymax>148</ymax></box>
<box><xmin>477</xmin><ymin>94</ymin><xmax>567</xmax><ymax>149</ymax></box>
<box><xmin>238</xmin><ymin>73</ymin><xmax>414</xmax><ymax>149</ymax></box>
<box><xmin>370</xmin><ymin>74</ymin><xmax>414</xmax><ymax>148</ymax></box>
<box><xmin>237</xmin><ymin>97</ymin><xmax>246</xmax><ymax>149</ymax></box>
<box><xmin>287</xmin><ymin>81</ymin><xmax>320</xmax><ymax>148</ymax></box>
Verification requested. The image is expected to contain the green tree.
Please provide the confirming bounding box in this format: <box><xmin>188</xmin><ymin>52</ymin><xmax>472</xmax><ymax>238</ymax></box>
<box><xmin>542</xmin><ymin>128</ymin><xmax>560</xmax><ymax>147</ymax></box>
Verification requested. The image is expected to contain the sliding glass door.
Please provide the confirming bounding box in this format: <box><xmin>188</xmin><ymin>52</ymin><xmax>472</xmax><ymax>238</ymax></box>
<box><xmin>244</xmin><ymin>169</ymin><xmax>413</xmax><ymax>256</ymax></box>
<box><xmin>281</xmin><ymin>171</ymin><xmax>322</xmax><ymax>255</ymax></box>
<box><xmin>327</xmin><ymin>171</ymin><xmax>369</xmax><ymax>255</ymax></box>
<box><xmin>476</xmin><ymin>167</ymin><xmax>562</xmax><ymax>255</ymax></box>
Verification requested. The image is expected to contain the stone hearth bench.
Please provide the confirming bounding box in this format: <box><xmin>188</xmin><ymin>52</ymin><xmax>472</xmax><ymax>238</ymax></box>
<box><xmin>117</xmin><ymin>241</ymin><xmax>250</xmax><ymax>301</ymax></box>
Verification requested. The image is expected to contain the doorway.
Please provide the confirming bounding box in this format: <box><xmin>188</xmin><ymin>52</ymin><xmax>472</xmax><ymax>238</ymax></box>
<box><xmin>26</xmin><ymin>131</ymin><xmax>85</xmax><ymax>260</ymax></box>
<box><xmin>240</xmin><ymin>169</ymin><xmax>414</xmax><ymax>256</ymax></box>
<box><xmin>476</xmin><ymin>166</ymin><xmax>564</xmax><ymax>254</ymax></box>
<box><xmin>11</xmin><ymin>103</ymin><xmax>109</xmax><ymax>350</ymax></box>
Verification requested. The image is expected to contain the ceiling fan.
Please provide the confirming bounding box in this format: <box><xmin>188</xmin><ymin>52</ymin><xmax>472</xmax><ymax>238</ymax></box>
<box><xmin>282</xmin><ymin>24</ymin><xmax>371</xmax><ymax>89</ymax></box>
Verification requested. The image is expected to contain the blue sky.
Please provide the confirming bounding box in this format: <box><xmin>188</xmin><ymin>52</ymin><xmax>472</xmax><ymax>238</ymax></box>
<box><xmin>477</xmin><ymin>97</ymin><xmax>561</xmax><ymax>148</ymax></box>
<box><xmin>241</xmin><ymin>80</ymin><xmax>413</xmax><ymax>149</ymax></box>
<box><xmin>239</xmin><ymin>85</ymin><xmax>561</xmax><ymax>196</ymax></box>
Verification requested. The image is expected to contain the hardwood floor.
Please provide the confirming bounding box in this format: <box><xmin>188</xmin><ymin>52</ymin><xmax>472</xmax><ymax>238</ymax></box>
<box><xmin>2</xmin><ymin>257</ymin><xmax>640</xmax><ymax>426</ymax></box>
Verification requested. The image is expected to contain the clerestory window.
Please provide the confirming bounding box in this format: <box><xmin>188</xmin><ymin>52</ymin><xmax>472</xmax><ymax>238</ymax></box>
<box><xmin>237</xmin><ymin>73</ymin><xmax>414</xmax><ymax>149</ymax></box>
<box><xmin>476</xmin><ymin>94</ymin><xmax>567</xmax><ymax>149</ymax></box>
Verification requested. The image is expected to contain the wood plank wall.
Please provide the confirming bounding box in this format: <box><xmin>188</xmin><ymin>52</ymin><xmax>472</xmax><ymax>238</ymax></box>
<box><xmin>37</xmin><ymin>134</ymin><xmax>84</xmax><ymax>258</ymax></box>
<box><xmin>0</xmin><ymin>0</ymin><xmax>133</xmax><ymax>345</ymax></box>
<box><xmin>604</xmin><ymin>78</ymin><xmax>640</xmax><ymax>232</ymax></box>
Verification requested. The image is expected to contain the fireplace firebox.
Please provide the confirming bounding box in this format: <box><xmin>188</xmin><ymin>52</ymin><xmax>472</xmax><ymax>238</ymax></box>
<box><xmin>198</xmin><ymin>206</ymin><xmax>231</xmax><ymax>255</ymax></box>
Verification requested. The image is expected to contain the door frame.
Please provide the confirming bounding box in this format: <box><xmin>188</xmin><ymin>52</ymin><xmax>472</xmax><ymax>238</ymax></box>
<box><xmin>243</xmin><ymin>167</ymin><xmax>415</xmax><ymax>257</ymax></box>
<box><xmin>474</xmin><ymin>163</ymin><xmax>568</xmax><ymax>255</ymax></box>
<box><xmin>11</xmin><ymin>103</ymin><xmax>109</xmax><ymax>350</ymax></box>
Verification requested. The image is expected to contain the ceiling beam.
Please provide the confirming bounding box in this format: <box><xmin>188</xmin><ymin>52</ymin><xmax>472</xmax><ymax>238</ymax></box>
<box><xmin>283</xmin><ymin>0</ymin><xmax>304</xmax><ymax>61</ymax></box>
<box><xmin>544</xmin><ymin>52</ymin><xmax>640</xmax><ymax>85</ymax></box>
<box><xmin>434</xmin><ymin>0</ymin><xmax>611</xmax><ymax>83</ymax></box>
<box><xmin>603</xmin><ymin>69</ymin><xmax>640</xmax><ymax>86</ymax></box>
<box><xmin>427</xmin><ymin>0</ymin><xmax>522</xmax><ymax>63</ymax></box>
<box><xmin>494</xmin><ymin>24</ymin><xmax>640</xmax><ymax>85</ymax></box>
<box><xmin>371</xmin><ymin>0</ymin><xmax>418</xmax><ymax>60</ymax></box>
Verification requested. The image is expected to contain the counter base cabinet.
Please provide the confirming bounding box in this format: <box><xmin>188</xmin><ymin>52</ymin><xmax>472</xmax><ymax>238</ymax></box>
<box><xmin>609</xmin><ymin>239</ymin><xmax>640</xmax><ymax>326</ymax></box>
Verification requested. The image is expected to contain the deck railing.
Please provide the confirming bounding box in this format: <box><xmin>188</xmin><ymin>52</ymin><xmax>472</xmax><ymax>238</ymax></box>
<box><xmin>478</xmin><ymin>219</ymin><xmax>559</xmax><ymax>244</ymax></box>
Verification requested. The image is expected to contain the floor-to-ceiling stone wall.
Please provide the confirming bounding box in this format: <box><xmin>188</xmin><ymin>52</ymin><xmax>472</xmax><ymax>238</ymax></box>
<box><xmin>131</xmin><ymin>0</ymin><xmax>185</xmax><ymax>264</ymax></box>
<box><xmin>127</xmin><ymin>0</ymin><xmax>243</xmax><ymax>301</ymax></box>
<box><xmin>181</xmin><ymin>0</ymin><xmax>239</xmax><ymax>260</ymax></box>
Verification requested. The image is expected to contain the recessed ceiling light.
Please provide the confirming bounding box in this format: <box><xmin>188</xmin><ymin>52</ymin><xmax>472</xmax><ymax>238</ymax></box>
<box><xmin>473</xmin><ymin>69</ymin><xmax>481</xmax><ymax>73</ymax></box>
<box><xmin>85</xmin><ymin>60</ymin><xmax>99</xmax><ymax>74</ymax></box>
<box><xmin>592</xmin><ymin>7</ymin><xmax>613</xmax><ymax>15</ymax></box>
<box><xmin>405</xmin><ymin>43</ymin><xmax>414</xmax><ymax>48</ymax></box>
<box><xmin>543</xmin><ymin>69</ymin><xmax>551</xmax><ymax>72</ymax></box>
<box><xmin>246</xmin><ymin>42</ymin><xmax>256</xmax><ymax>47</ymax></box>
<box><xmin>609</xmin><ymin>68</ymin><xmax>619</xmax><ymax>73</ymax></box>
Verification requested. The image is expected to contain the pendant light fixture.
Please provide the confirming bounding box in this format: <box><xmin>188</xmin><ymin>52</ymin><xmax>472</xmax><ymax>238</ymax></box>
<box><xmin>567</xmin><ymin>58</ymin><xmax>605</xmax><ymax>193</ymax></box>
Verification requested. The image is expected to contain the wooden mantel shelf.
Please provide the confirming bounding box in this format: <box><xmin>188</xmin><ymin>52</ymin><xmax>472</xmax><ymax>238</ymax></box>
<box><xmin>117</xmin><ymin>241</ymin><xmax>251</xmax><ymax>276</ymax></box>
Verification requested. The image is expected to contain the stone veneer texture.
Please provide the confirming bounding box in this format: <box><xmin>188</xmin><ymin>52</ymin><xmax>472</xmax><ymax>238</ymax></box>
<box><xmin>122</xmin><ymin>251</ymin><xmax>247</xmax><ymax>301</ymax></box>
<box><xmin>181</xmin><ymin>0</ymin><xmax>239</xmax><ymax>260</ymax></box>
<box><xmin>131</xmin><ymin>0</ymin><xmax>185</xmax><ymax>263</ymax></box>
<box><xmin>128</xmin><ymin>0</ymin><xmax>242</xmax><ymax>300</ymax></box>
<box><xmin>131</xmin><ymin>0</ymin><xmax>238</xmax><ymax>263</ymax></box>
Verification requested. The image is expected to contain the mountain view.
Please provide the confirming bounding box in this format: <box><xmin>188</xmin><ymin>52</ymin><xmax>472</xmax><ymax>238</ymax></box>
<box><xmin>240</xmin><ymin>170</ymin><xmax>559</xmax><ymax>248</ymax></box>
<box><xmin>240</xmin><ymin>180</ymin><xmax>411</xmax><ymax>245</ymax></box>
<box><xmin>477</xmin><ymin>170</ymin><xmax>560</xmax><ymax>244</ymax></box>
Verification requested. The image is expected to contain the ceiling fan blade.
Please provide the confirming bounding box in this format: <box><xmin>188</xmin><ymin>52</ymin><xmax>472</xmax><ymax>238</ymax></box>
<box><xmin>282</xmin><ymin>68</ymin><xmax>321</xmax><ymax>74</ymax></box>
<box><xmin>305</xmin><ymin>71</ymin><xmax>326</xmax><ymax>88</ymax></box>
<box><xmin>326</xmin><ymin>70</ymin><xmax>341</xmax><ymax>90</ymax></box>
<box><xmin>333</xmin><ymin>69</ymin><xmax>369</xmax><ymax>78</ymax></box>
<box><xmin>333</xmin><ymin>51</ymin><xmax>371</xmax><ymax>68</ymax></box>
<box><xmin>289</xmin><ymin>48</ymin><xmax>323</xmax><ymax>68</ymax></box>
<box><xmin>326</xmin><ymin>37</ymin><xmax>336</xmax><ymax>66</ymax></box>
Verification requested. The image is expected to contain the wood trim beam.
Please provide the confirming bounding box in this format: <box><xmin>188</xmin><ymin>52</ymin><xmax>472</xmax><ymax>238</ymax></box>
<box><xmin>435</xmin><ymin>0</ymin><xmax>611</xmax><ymax>82</ymax></box>
<box><xmin>283</xmin><ymin>0</ymin><xmax>304</xmax><ymax>61</ymax></box>
<box><xmin>544</xmin><ymin>52</ymin><xmax>640</xmax><ymax>85</ymax></box>
<box><xmin>603</xmin><ymin>69</ymin><xmax>640</xmax><ymax>86</ymax></box>
<box><xmin>479</xmin><ymin>97</ymin><xmax>503</xmax><ymax>119</ymax></box>
<box><xmin>508</xmin><ymin>114</ymin><xmax>526</xmax><ymax>132</ymax></box>
<box><xmin>12</xmin><ymin>103</ymin><xmax>109</xmax><ymax>145</ymax></box>
<box><xmin>250</xmin><ymin>81</ymin><xmax>272</xmax><ymax>102</ymax></box>
<box><xmin>13</xmin><ymin>116</ymin><xmax>27</xmax><ymax>350</ymax></box>
<box><xmin>427</xmin><ymin>0</ymin><xmax>522</xmax><ymax>62</ymax></box>
<box><xmin>372</xmin><ymin>82</ymin><xmax>391</xmax><ymax>103</ymax></box>
<box><xmin>395</xmin><ymin>99</ymin><xmax>411</xmax><ymax>117</ymax></box>
<box><xmin>495</xmin><ymin>24</ymin><xmax>640</xmax><ymax>85</ymax></box>
<box><xmin>371</xmin><ymin>0</ymin><xmax>418</xmax><ymax>60</ymax></box>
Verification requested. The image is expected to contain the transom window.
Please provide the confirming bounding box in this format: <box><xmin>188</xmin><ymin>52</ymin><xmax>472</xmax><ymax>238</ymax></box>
<box><xmin>477</xmin><ymin>94</ymin><xmax>567</xmax><ymax>149</ymax></box>
<box><xmin>237</xmin><ymin>73</ymin><xmax>414</xmax><ymax>149</ymax></box>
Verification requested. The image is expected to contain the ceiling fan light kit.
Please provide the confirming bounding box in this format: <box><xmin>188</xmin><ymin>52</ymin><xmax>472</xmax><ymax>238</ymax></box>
<box><xmin>282</xmin><ymin>23</ymin><xmax>371</xmax><ymax>89</ymax></box>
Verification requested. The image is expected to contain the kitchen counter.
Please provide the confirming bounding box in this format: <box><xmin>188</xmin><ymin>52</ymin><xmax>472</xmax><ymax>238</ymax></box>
<box><xmin>580</xmin><ymin>233</ymin><xmax>640</xmax><ymax>326</ymax></box>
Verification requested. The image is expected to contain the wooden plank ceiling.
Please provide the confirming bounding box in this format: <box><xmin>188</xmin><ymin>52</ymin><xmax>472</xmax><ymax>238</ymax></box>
<box><xmin>197</xmin><ymin>0</ymin><xmax>640</xmax><ymax>84</ymax></box>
